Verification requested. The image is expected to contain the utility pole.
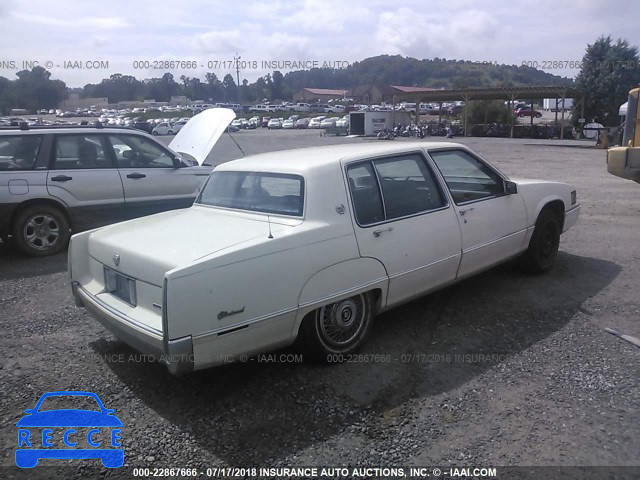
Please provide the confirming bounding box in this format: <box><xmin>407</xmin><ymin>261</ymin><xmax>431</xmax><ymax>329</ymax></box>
<box><xmin>234</xmin><ymin>53</ymin><xmax>242</xmax><ymax>107</ymax></box>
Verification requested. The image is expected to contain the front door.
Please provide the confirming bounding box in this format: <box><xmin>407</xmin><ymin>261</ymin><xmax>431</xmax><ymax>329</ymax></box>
<box><xmin>428</xmin><ymin>148</ymin><xmax>527</xmax><ymax>278</ymax></box>
<box><xmin>346</xmin><ymin>152</ymin><xmax>462</xmax><ymax>307</ymax></box>
<box><xmin>107</xmin><ymin>133</ymin><xmax>201</xmax><ymax>219</ymax></box>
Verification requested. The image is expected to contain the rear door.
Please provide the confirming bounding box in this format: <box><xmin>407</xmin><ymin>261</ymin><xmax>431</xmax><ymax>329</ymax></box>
<box><xmin>46</xmin><ymin>133</ymin><xmax>124</xmax><ymax>229</ymax></box>
<box><xmin>428</xmin><ymin>148</ymin><xmax>527</xmax><ymax>278</ymax></box>
<box><xmin>106</xmin><ymin>133</ymin><xmax>204</xmax><ymax>219</ymax></box>
<box><xmin>346</xmin><ymin>152</ymin><xmax>462</xmax><ymax>306</ymax></box>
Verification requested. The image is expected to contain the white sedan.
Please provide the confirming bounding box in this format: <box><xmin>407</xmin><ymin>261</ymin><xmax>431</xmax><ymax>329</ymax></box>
<box><xmin>151</xmin><ymin>122</ymin><xmax>177</xmax><ymax>135</ymax></box>
<box><xmin>308</xmin><ymin>116</ymin><xmax>326</xmax><ymax>128</ymax></box>
<box><xmin>267</xmin><ymin>118</ymin><xmax>283</xmax><ymax>129</ymax></box>
<box><xmin>69</xmin><ymin>142</ymin><xmax>580</xmax><ymax>375</ymax></box>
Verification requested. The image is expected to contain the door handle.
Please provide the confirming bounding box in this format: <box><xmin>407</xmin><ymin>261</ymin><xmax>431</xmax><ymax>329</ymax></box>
<box><xmin>459</xmin><ymin>207</ymin><xmax>475</xmax><ymax>216</ymax></box>
<box><xmin>373</xmin><ymin>226</ymin><xmax>393</xmax><ymax>237</ymax></box>
<box><xmin>126</xmin><ymin>172</ymin><xmax>146</xmax><ymax>179</ymax></box>
<box><xmin>51</xmin><ymin>175</ymin><xmax>72</xmax><ymax>182</ymax></box>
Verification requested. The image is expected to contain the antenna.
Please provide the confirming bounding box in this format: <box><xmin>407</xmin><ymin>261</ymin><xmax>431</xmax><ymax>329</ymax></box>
<box><xmin>267</xmin><ymin>215</ymin><xmax>273</xmax><ymax>239</ymax></box>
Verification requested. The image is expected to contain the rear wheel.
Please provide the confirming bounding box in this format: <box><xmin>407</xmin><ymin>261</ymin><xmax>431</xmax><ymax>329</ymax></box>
<box><xmin>12</xmin><ymin>204</ymin><xmax>70</xmax><ymax>256</ymax></box>
<box><xmin>520</xmin><ymin>209</ymin><xmax>561</xmax><ymax>274</ymax></box>
<box><xmin>299</xmin><ymin>292</ymin><xmax>374</xmax><ymax>360</ymax></box>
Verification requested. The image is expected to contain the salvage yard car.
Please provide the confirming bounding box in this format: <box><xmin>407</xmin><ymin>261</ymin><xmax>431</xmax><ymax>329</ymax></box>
<box><xmin>0</xmin><ymin>109</ymin><xmax>234</xmax><ymax>256</ymax></box>
<box><xmin>69</xmin><ymin>142</ymin><xmax>580</xmax><ymax>375</ymax></box>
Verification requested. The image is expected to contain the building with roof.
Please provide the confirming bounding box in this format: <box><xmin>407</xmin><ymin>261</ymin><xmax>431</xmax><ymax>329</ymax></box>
<box><xmin>293</xmin><ymin>88</ymin><xmax>349</xmax><ymax>102</ymax></box>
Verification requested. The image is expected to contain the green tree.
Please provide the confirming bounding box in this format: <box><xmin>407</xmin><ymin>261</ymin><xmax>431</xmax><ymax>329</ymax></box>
<box><xmin>205</xmin><ymin>72</ymin><xmax>223</xmax><ymax>101</ymax></box>
<box><xmin>11</xmin><ymin>67</ymin><xmax>66</xmax><ymax>112</ymax></box>
<box><xmin>222</xmin><ymin>74</ymin><xmax>237</xmax><ymax>102</ymax></box>
<box><xmin>467</xmin><ymin>99</ymin><xmax>515</xmax><ymax>124</ymax></box>
<box><xmin>576</xmin><ymin>36</ymin><xmax>640</xmax><ymax>125</ymax></box>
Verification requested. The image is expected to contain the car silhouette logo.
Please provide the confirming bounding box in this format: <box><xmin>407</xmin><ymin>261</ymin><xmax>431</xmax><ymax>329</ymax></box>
<box><xmin>113</xmin><ymin>254</ymin><xmax>120</xmax><ymax>266</ymax></box>
<box><xmin>15</xmin><ymin>391</ymin><xmax>123</xmax><ymax>468</ymax></box>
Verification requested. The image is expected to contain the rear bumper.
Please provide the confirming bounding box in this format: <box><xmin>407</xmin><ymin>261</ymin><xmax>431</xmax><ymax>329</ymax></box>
<box><xmin>72</xmin><ymin>281</ymin><xmax>194</xmax><ymax>376</ymax></box>
<box><xmin>563</xmin><ymin>204</ymin><xmax>580</xmax><ymax>233</ymax></box>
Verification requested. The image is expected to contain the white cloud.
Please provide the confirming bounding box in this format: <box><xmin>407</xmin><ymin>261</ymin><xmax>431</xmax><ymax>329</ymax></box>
<box><xmin>0</xmin><ymin>0</ymin><xmax>638</xmax><ymax>85</ymax></box>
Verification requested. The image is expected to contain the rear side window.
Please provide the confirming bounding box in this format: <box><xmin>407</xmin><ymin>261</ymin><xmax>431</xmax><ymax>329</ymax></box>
<box><xmin>373</xmin><ymin>155</ymin><xmax>446</xmax><ymax>219</ymax></box>
<box><xmin>53</xmin><ymin>135</ymin><xmax>111</xmax><ymax>170</ymax></box>
<box><xmin>347</xmin><ymin>163</ymin><xmax>385</xmax><ymax>225</ymax></box>
<box><xmin>347</xmin><ymin>154</ymin><xmax>446</xmax><ymax>225</ymax></box>
<box><xmin>199</xmin><ymin>171</ymin><xmax>305</xmax><ymax>216</ymax></box>
<box><xmin>0</xmin><ymin>135</ymin><xmax>42</xmax><ymax>170</ymax></box>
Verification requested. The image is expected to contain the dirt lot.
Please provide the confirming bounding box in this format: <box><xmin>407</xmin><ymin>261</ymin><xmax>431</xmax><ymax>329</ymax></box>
<box><xmin>1</xmin><ymin>130</ymin><xmax>638</xmax><ymax>479</ymax></box>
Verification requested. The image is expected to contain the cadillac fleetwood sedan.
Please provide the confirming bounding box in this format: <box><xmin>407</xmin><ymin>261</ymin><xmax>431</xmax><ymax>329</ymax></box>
<box><xmin>69</xmin><ymin>142</ymin><xmax>580</xmax><ymax>375</ymax></box>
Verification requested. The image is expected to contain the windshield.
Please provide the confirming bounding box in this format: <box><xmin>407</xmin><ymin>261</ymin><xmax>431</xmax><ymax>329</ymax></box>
<box><xmin>197</xmin><ymin>171</ymin><xmax>305</xmax><ymax>217</ymax></box>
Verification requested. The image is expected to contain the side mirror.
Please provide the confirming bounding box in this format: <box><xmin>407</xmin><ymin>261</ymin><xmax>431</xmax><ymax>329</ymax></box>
<box><xmin>172</xmin><ymin>156</ymin><xmax>184</xmax><ymax>168</ymax></box>
<box><xmin>504</xmin><ymin>180</ymin><xmax>518</xmax><ymax>195</ymax></box>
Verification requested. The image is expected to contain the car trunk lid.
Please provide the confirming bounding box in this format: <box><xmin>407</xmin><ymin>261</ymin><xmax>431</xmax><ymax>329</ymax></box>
<box><xmin>87</xmin><ymin>206</ymin><xmax>289</xmax><ymax>286</ymax></box>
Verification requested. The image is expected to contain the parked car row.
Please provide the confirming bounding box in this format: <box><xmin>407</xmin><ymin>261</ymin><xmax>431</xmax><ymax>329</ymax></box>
<box><xmin>239</xmin><ymin>115</ymin><xmax>350</xmax><ymax>130</ymax></box>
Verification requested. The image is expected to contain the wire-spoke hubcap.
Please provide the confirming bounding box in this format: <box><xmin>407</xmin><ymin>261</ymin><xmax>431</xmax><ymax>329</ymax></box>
<box><xmin>319</xmin><ymin>296</ymin><xmax>366</xmax><ymax>348</ymax></box>
<box><xmin>24</xmin><ymin>214</ymin><xmax>59</xmax><ymax>250</ymax></box>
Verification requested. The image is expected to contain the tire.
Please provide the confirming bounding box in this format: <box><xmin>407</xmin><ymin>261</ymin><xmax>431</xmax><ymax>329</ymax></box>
<box><xmin>519</xmin><ymin>209</ymin><xmax>561</xmax><ymax>274</ymax></box>
<box><xmin>299</xmin><ymin>292</ymin><xmax>374</xmax><ymax>361</ymax></box>
<box><xmin>152</xmin><ymin>131</ymin><xmax>159</xmax><ymax>135</ymax></box>
<box><xmin>12</xmin><ymin>204</ymin><xmax>70</xmax><ymax>256</ymax></box>
<box><xmin>167</xmin><ymin>130</ymin><xmax>174</xmax><ymax>135</ymax></box>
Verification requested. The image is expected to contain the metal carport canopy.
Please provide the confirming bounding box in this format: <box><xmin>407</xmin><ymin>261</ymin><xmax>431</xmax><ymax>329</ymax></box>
<box><xmin>393</xmin><ymin>85</ymin><xmax>581</xmax><ymax>102</ymax></box>
<box><xmin>392</xmin><ymin>85</ymin><xmax>582</xmax><ymax>138</ymax></box>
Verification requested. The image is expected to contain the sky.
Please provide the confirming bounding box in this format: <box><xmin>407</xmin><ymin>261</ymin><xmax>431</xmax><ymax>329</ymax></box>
<box><xmin>1</xmin><ymin>0</ymin><xmax>638</xmax><ymax>87</ymax></box>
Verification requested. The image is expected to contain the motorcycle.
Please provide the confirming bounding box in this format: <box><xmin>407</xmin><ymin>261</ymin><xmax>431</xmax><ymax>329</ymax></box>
<box><xmin>377</xmin><ymin>128</ymin><xmax>395</xmax><ymax>140</ymax></box>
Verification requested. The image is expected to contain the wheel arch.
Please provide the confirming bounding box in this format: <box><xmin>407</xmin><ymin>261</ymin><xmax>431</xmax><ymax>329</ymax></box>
<box><xmin>292</xmin><ymin>257</ymin><xmax>389</xmax><ymax>337</ymax></box>
<box><xmin>10</xmin><ymin>198</ymin><xmax>73</xmax><ymax>236</ymax></box>
<box><xmin>536</xmin><ymin>198</ymin><xmax>565</xmax><ymax>231</ymax></box>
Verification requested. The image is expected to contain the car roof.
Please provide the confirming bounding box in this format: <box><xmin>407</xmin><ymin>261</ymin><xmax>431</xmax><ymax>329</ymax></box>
<box><xmin>216</xmin><ymin>142</ymin><xmax>466</xmax><ymax>175</ymax></box>
<box><xmin>0</xmin><ymin>127</ymin><xmax>150</xmax><ymax>136</ymax></box>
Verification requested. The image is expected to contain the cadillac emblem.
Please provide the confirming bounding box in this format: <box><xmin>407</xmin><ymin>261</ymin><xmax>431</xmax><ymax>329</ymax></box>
<box><xmin>113</xmin><ymin>254</ymin><xmax>120</xmax><ymax>266</ymax></box>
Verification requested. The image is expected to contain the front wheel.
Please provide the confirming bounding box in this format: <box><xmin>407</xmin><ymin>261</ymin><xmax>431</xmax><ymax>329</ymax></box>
<box><xmin>12</xmin><ymin>204</ymin><xmax>70</xmax><ymax>256</ymax></box>
<box><xmin>299</xmin><ymin>292</ymin><xmax>374</xmax><ymax>360</ymax></box>
<box><xmin>519</xmin><ymin>209</ymin><xmax>561</xmax><ymax>274</ymax></box>
<box><xmin>167</xmin><ymin>130</ymin><xmax>174</xmax><ymax>135</ymax></box>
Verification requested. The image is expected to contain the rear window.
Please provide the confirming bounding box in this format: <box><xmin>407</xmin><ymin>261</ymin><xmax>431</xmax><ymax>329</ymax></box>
<box><xmin>0</xmin><ymin>135</ymin><xmax>42</xmax><ymax>170</ymax></box>
<box><xmin>198</xmin><ymin>171</ymin><xmax>305</xmax><ymax>216</ymax></box>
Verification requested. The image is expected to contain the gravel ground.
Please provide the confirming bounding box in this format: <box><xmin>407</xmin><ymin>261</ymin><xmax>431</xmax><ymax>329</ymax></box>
<box><xmin>1</xmin><ymin>130</ymin><xmax>639</xmax><ymax>479</ymax></box>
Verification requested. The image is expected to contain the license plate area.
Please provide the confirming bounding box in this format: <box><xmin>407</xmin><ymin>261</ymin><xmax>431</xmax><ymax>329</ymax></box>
<box><xmin>104</xmin><ymin>267</ymin><xmax>137</xmax><ymax>306</ymax></box>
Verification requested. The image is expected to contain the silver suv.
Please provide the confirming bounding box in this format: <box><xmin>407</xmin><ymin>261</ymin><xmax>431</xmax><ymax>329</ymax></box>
<box><xmin>0</xmin><ymin>124</ymin><xmax>216</xmax><ymax>256</ymax></box>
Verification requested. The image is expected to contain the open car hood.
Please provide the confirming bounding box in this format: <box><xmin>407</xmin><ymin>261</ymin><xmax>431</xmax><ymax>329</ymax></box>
<box><xmin>168</xmin><ymin>108</ymin><xmax>236</xmax><ymax>165</ymax></box>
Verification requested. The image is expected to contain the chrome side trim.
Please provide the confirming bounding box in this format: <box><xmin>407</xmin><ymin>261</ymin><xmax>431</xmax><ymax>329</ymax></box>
<box><xmin>463</xmin><ymin>229</ymin><xmax>527</xmax><ymax>254</ymax></box>
<box><xmin>298</xmin><ymin>276</ymin><xmax>388</xmax><ymax>309</ymax></box>
<box><xmin>387</xmin><ymin>254</ymin><xmax>460</xmax><ymax>280</ymax></box>
<box><xmin>192</xmin><ymin>305</ymin><xmax>299</xmax><ymax>340</ymax></box>
<box><xmin>565</xmin><ymin>204</ymin><xmax>580</xmax><ymax>215</ymax></box>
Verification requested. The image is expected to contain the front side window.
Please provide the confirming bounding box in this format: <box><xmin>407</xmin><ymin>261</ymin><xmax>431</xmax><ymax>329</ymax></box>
<box><xmin>108</xmin><ymin>134</ymin><xmax>174</xmax><ymax>168</ymax></box>
<box><xmin>198</xmin><ymin>171</ymin><xmax>304</xmax><ymax>216</ymax></box>
<box><xmin>0</xmin><ymin>135</ymin><xmax>42</xmax><ymax>170</ymax></box>
<box><xmin>429</xmin><ymin>149</ymin><xmax>504</xmax><ymax>204</ymax></box>
<box><xmin>52</xmin><ymin>135</ymin><xmax>111</xmax><ymax>170</ymax></box>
